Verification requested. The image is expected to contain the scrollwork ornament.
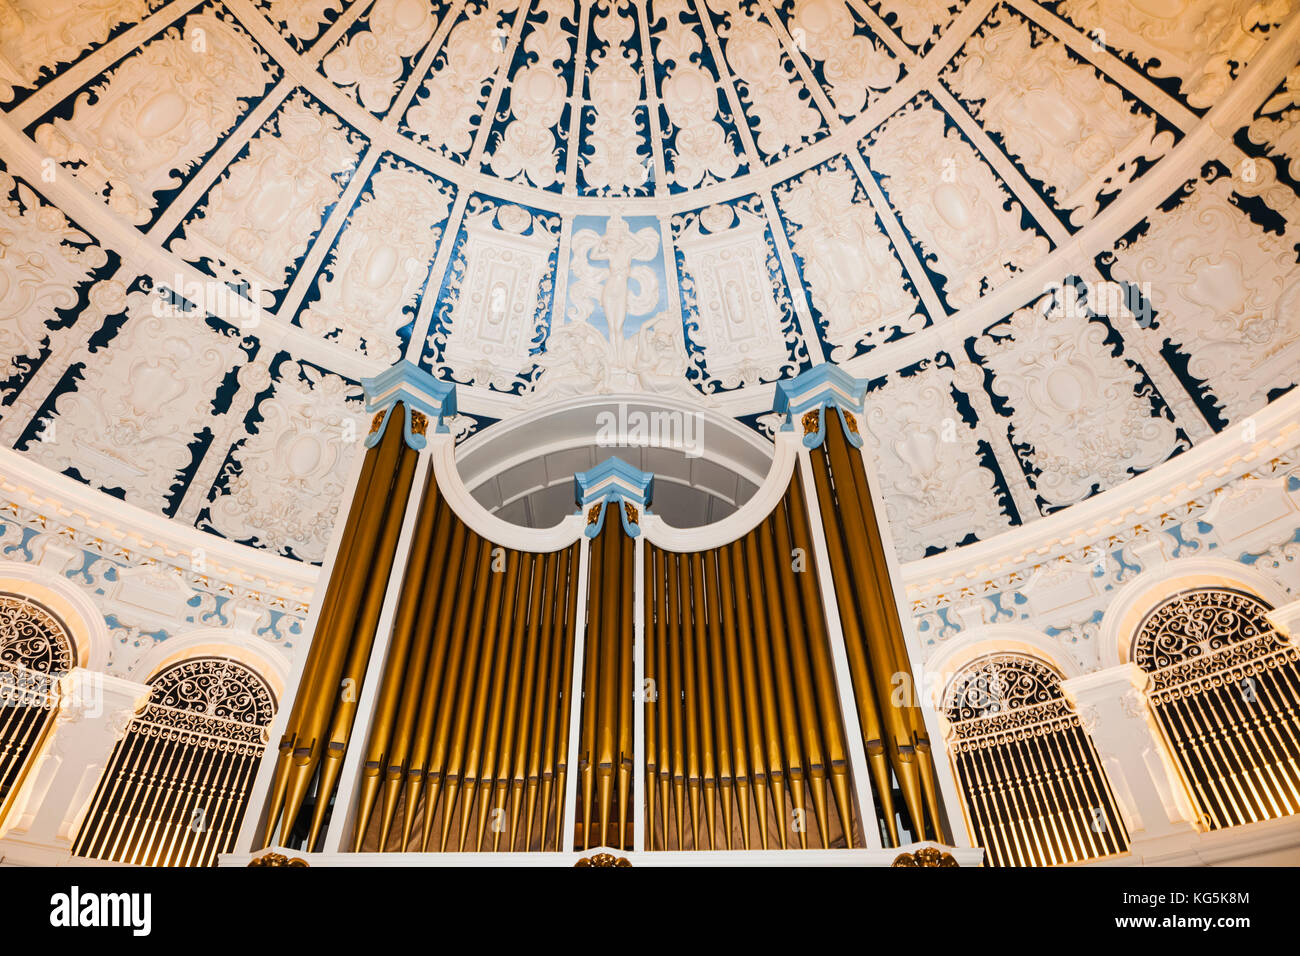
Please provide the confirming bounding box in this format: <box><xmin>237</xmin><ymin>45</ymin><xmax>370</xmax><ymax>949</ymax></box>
<box><xmin>943</xmin><ymin>653</ymin><xmax>1064</xmax><ymax>723</ymax></box>
<box><xmin>148</xmin><ymin>657</ymin><xmax>276</xmax><ymax>728</ymax></box>
<box><xmin>0</xmin><ymin>594</ymin><xmax>74</xmax><ymax>675</ymax></box>
<box><xmin>1134</xmin><ymin>588</ymin><xmax>1278</xmax><ymax>674</ymax></box>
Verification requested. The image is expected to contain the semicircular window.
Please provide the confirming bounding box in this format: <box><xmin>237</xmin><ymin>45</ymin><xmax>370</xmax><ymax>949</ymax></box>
<box><xmin>73</xmin><ymin>656</ymin><xmax>276</xmax><ymax>866</ymax></box>
<box><xmin>1134</xmin><ymin>587</ymin><xmax>1300</xmax><ymax>830</ymax></box>
<box><xmin>0</xmin><ymin>593</ymin><xmax>76</xmax><ymax>825</ymax></box>
<box><xmin>944</xmin><ymin>653</ymin><xmax>1129</xmax><ymax>866</ymax></box>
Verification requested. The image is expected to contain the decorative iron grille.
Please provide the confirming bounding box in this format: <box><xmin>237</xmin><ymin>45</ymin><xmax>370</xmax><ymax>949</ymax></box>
<box><xmin>0</xmin><ymin>593</ymin><xmax>75</xmax><ymax>824</ymax></box>
<box><xmin>944</xmin><ymin>653</ymin><xmax>1129</xmax><ymax>866</ymax></box>
<box><xmin>72</xmin><ymin>657</ymin><xmax>275</xmax><ymax>866</ymax></box>
<box><xmin>1135</xmin><ymin>588</ymin><xmax>1300</xmax><ymax>830</ymax></box>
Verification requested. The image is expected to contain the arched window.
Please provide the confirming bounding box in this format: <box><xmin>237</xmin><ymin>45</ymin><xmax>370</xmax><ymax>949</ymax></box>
<box><xmin>0</xmin><ymin>593</ymin><xmax>75</xmax><ymax>825</ymax></box>
<box><xmin>1134</xmin><ymin>587</ymin><xmax>1300</xmax><ymax>830</ymax></box>
<box><xmin>944</xmin><ymin>653</ymin><xmax>1129</xmax><ymax>866</ymax></box>
<box><xmin>72</xmin><ymin>656</ymin><xmax>276</xmax><ymax>866</ymax></box>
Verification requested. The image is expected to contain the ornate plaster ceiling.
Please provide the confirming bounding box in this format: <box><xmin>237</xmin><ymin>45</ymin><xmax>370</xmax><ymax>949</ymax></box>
<box><xmin>0</xmin><ymin>0</ymin><xmax>1297</xmax><ymax>565</ymax></box>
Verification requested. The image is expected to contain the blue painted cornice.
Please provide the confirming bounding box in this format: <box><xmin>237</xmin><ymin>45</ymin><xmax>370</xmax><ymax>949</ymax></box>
<box><xmin>574</xmin><ymin>457</ymin><xmax>654</xmax><ymax>537</ymax></box>
<box><xmin>361</xmin><ymin>362</ymin><xmax>458</xmax><ymax>450</ymax></box>
<box><xmin>772</xmin><ymin>364</ymin><xmax>868</xmax><ymax>449</ymax></box>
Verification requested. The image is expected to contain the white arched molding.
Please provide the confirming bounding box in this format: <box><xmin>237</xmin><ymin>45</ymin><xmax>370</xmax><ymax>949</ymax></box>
<box><xmin>1098</xmin><ymin>558</ymin><xmax>1293</xmax><ymax>670</ymax></box>
<box><xmin>428</xmin><ymin>433</ymin><xmax>586</xmax><ymax>551</ymax></box>
<box><xmin>639</xmin><ymin>432</ymin><xmax>798</xmax><ymax>552</ymax></box>
<box><xmin>127</xmin><ymin>627</ymin><xmax>292</xmax><ymax>703</ymax></box>
<box><xmin>455</xmin><ymin>392</ymin><xmax>775</xmax><ymax>494</ymax></box>
<box><xmin>0</xmin><ymin>560</ymin><xmax>110</xmax><ymax>673</ymax></box>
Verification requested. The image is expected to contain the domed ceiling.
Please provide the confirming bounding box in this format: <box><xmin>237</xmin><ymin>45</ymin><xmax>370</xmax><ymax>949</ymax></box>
<box><xmin>0</xmin><ymin>0</ymin><xmax>1297</xmax><ymax>565</ymax></box>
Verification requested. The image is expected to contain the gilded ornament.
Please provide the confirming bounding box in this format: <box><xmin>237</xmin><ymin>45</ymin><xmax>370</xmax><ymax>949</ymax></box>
<box><xmin>248</xmin><ymin>852</ymin><xmax>310</xmax><ymax>867</ymax></box>
<box><xmin>891</xmin><ymin>847</ymin><xmax>958</xmax><ymax>867</ymax></box>
<box><xmin>575</xmin><ymin>853</ymin><xmax>631</xmax><ymax>867</ymax></box>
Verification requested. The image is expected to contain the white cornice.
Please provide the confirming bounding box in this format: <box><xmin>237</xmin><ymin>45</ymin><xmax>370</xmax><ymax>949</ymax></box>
<box><xmin>0</xmin><ymin>447</ymin><xmax>317</xmax><ymax>608</ymax></box>
<box><xmin>900</xmin><ymin>388</ymin><xmax>1300</xmax><ymax>601</ymax></box>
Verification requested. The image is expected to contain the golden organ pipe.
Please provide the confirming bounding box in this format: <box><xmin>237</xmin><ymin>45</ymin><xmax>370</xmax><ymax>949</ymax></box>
<box><xmin>468</xmin><ymin>552</ymin><xmax>525</xmax><ymax>851</ymax></box>
<box><xmin>786</xmin><ymin>471</ymin><xmax>858</xmax><ymax>848</ymax></box>
<box><xmin>654</xmin><ymin>548</ymin><xmax>672</xmax><ymax>851</ymax></box>
<box><xmin>654</xmin><ymin>552</ymin><xmax>669</xmax><ymax>850</ymax></box>
<box><xmin>408</xmin><ymin>521</ymin><xmax>474</xmax><ymax>851</ymax></box>
<box><xmin>534</xmin><ymin>548</ymin><xmax>568</xmax><ymax>851</ymax></box>
<box><xmin>707</xmin><ymin>549</ymin><xmax>738</xmax><ymax>850</ymax></box>
<box><xmin>617</xmin><ymin>532</ymin><xmax>634</xmax><ymax>852</ymax></box>
<box><xmin>694</xmin><ymin>552</ymin><xmax>720</xmax><ymax>851</ymax></box>
<box><xmin>821</xmin><ymin>425</ymin><xmax>925</xmax><ymax>838</ymax></box>
<box><xmin>306</xmin><ymin>438</ymin><xmax>419</xmax><ymax>848</ymax></box>
<box><xmin>511</xmin><ymin>551</ymin><xmax>551</xmax><ymax>851</ymax></box>
<box><xmin>711</xmin><ymin>548</ymin><xmax>740</xmax><ymax>849</ymax></box>
<box><xmin>755</xmin><ymin>509</ymin><xmax>809</xmax><ymax>848</ymax></box>
<box><xmin>828</xmin><ymin>419</ymin><xmax>945</xmax><ymax>837</ymax></box>
<box><xmin>282</xmin><ymin>420</ymin><xmax>408</xmax><ymax>837</ymax></box>
<box><xmin>770</xmin><ymin>492</ymin><xmax>833</xmax><ymax>848</ymax></box>
<box><xmin>261</xmin><ymin>418</ymin><xmax>384</xmax><ymax>838</ymax></box>
<box><xmin>435</xmin><ymin>536</ymin><xmax>500</xmax><ymax>850</ymax></box>
<box><xmin>351</xmin><ymin>482</ymin><xmax>445</xmax><ymax>850</ymax></box>
<box><xmin>385</xmin><ymin>512</ymin><xmax>460</xmax><ymax>850</ymax></box>
<box><xmin>680</xmin><ymin>552</ymin><xmax>704</xmax><ymax>848</ymax></box>
<box><xmin>450</xmin><ymin>546</ymin><xmax>514</xmax><ymax>852</ymax></box>
<box><xmin>641</xmin><ymin>488</ymin><xmax>868</xmax><ymax>854</ymax></box>
<box><xmin>643</xmin><ymin>547</ymin><xmax>659</xmax><ymax>850</ymax></box>
<box><xmin>806</xmin><ymin>439</ymin><xmax>897</xmax><ymax>845</ymax></box>
<box><xmin>547</xmin><ymin>543</ymin><xmax>580</xmax><ymax>852</ymax></box>
<box><xmin>742</xmin><ymin>532</ymin><xmax>787</xmax><ymax>849</ymax></box>
<box><xmin>666</xmin><ymin>551</ymin><xmax>686</xmax><ymax>850</ymax></box>
<box><xmin>596</xmin><ymin>522</ymin><xmax>621</xmax><ymax>850</ymax></box>
<box><xmin>493</xmin><ymin>553</ymin><xmax>542</xmax><ymax>850</ymax></box>
<box><xmin>263</xmin><ymin>414</ymin><xmax>402</xmax><ymax>846</ymax></box>
<box><xmin>578</xmin><ymin>529</ymin><xmax>604</xmax><ymax>849</ymax></box>
<box><xmin>730</xmin><ymin>540</ymin><xmax>768</xmax><ymax>850</ymax></box>
<box><xmin>423</xmin><ymin>536</ymin><xmax>492</xmax><ymax>851</ymax></box>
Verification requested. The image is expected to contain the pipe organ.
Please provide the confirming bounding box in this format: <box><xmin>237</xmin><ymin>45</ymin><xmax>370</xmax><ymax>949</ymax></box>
<box><xmin>578</xmin><ymin>513</ymin><xmax>635</xmax><ymax>851</ymax></box>
<box><xmin>261</xmin><ymin>389</ymin><xmax>422</xmax><ymax>851</ymax></box>
<box><xmin>247</xmin><ymin>364</ymin><xmax>960</xmax><ymax>861</ymax></box>
<box><xmin>806</xmin><ymin>408</ymin><xmax>944</xmax><ymax>845</ymax></box>
<box><xmin>350</xmin><ymin>480</ymin><xmax>582</xmax><ymax>853</ymax></box>
<box><xmin>644</xmin><ymin>481</ymin><xmax>861</xmax><ymax>851</ymax></box>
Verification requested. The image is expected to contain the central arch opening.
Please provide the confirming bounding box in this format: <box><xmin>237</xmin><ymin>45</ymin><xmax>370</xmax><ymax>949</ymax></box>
<box><xmin>454</xmin><ymin>396</ymin><xmax>775</xmax><ymax>529</ymax></box>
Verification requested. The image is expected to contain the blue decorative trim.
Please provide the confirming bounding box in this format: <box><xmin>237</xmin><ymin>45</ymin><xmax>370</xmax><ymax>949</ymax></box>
<box><xmin>574</xmin><ymin>457</ymin><xmax>654</xmax><ymax>538</ymax></box>
<box><xmin>361</xmin><ymin>361</ymin><xmax>457</xmax><ymax>449</ymax></box>
<box><xmin>772</xmin><ymin>364</ymin><xmax>869</xmax><ymax>449</ymax></box>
